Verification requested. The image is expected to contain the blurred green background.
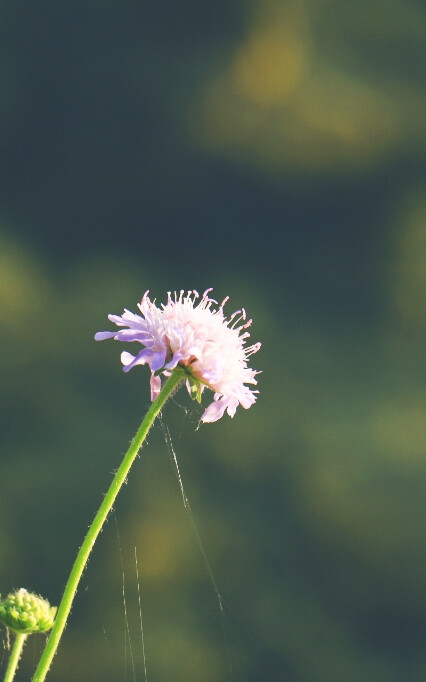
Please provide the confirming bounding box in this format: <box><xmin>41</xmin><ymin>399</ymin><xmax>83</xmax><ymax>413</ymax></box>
<box><xmin>0</xmin><ymin>1</ymin><xmax>425</xmax><ymax>680</ymax></box>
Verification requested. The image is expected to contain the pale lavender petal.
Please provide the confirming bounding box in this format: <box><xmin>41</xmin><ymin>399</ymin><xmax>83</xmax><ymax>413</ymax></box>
<box><xmin>186</xmin><ymin>345</ymin><xmax>203</xmax><ymax>359</ymax></box>
<box><xmin>114</xmin><ymin>310</ymin><xmax>145</xmax><ymax>326</ymax></box>
<box><xmin>150</xmin><ymin>349</ymin><xmax>167</xmax><ymax>371</ymax></box>
<box><xmin>150</xmin><ymin>374</ymin><xmax>162</xmax><ymax>401</ymax></box>
<box><xmin>121</xmin><ymin>349</ymin><xmax>152</xmax><ymax>372</ymax></box>
<box><xmin>121</xmin><ymin>351</ymin><xmax>136</xmax><ymax>366</ymax></box>
<box><xmin>107</xmin><ymin>314</ymin><xmax>129</xmax><ymax>326</ymax></box>
<box><xmin>165</xmin><ymin>352</ymin><xmax>184</xmax><ymax>370</ymax></box>
<box><xmin>115</xmin><ymin>329</ymin><xmax>152</xmax><ymax>343</ymax></box>
<box><xmin>201</xmin><ymin>360</ymin><xmax>223</xmax><ymax>384</ymax></box>
<box><xmin>238</xmin><ymin>391</ymin><xmax>257</xmax><ymax>409</ymax></box>
<box><xmin>123</xmin><ymin>308</ymin><xmax>145</xmax><ymax>320</ymax></box>
<box><xmin>95</xmin><ymin>331</ymin><xmax>118</xmax><ymax>341</ymax></box>
<box><xmin>225</xmin><ymin>397</ymin><xmax>239</xmax><ymax>418</ymax></box>
<box><xmin>201</xmin><ymin>399</ymin><xmax>228</xmax><ymax>423</ymax></box>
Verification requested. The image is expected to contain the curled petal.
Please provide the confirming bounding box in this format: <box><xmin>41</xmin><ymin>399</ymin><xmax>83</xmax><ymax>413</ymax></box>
<box><xmin>121</xmin><ymin>349</ymin><xmax>152</xmax><ymax>372</ymax></box>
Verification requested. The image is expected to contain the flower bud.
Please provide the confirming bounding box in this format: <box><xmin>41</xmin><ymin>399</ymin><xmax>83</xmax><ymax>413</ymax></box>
<box><xmin>0</xmin><ymin>588</ymin><xmax>56</xmax><ymax>634</ymax></box>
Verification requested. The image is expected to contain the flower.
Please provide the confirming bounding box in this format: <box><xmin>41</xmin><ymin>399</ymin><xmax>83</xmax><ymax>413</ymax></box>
<box><xmin>0</xmin><ymin>589</ymin><xmax>57</xmax><ymax>634</ymax></box>
<box><xmin>95</xmin><ymin>289</ymin><xmax>261</xmax><ymax>422</ymax></box>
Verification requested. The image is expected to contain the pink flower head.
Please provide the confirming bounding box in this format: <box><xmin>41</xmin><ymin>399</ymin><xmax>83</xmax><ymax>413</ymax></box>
<box><xmin>95</xmin><ymin>289</ymin><xmax>261</xmax><ymax>423</ymax></box>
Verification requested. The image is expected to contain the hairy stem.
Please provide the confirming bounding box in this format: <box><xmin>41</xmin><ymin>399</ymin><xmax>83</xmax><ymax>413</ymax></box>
<box><xmin>32</xmin><ymin>370</ymin><xmax>184</xmax><ymax>682</ymax></box>
<box><xmin>4</xmin><ymin>632</ymin><xmax>27</xmax><ymax>682</ymax></box>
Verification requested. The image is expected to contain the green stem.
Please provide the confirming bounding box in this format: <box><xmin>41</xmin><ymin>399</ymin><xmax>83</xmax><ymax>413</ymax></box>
<box><xmin>32</xmin><ymin>370</ymin><xmax>184</xmax><ymax>682</ymax></box>
<box><xmin>4</xmin><ymin>632</ymin><xmax>27</xmax><ymax>682</ymax></box>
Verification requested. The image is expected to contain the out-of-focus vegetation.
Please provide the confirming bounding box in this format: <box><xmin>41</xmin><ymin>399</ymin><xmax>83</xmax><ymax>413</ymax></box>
<box><xmin>0</xmin><ymin>1</ymin><xmax>425</xmax><ymax>681</ymax></box>
<box><xmin>194</xmin><ymin>0</ymin><xmax>426</xmax><ymax>172</ymax></box>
